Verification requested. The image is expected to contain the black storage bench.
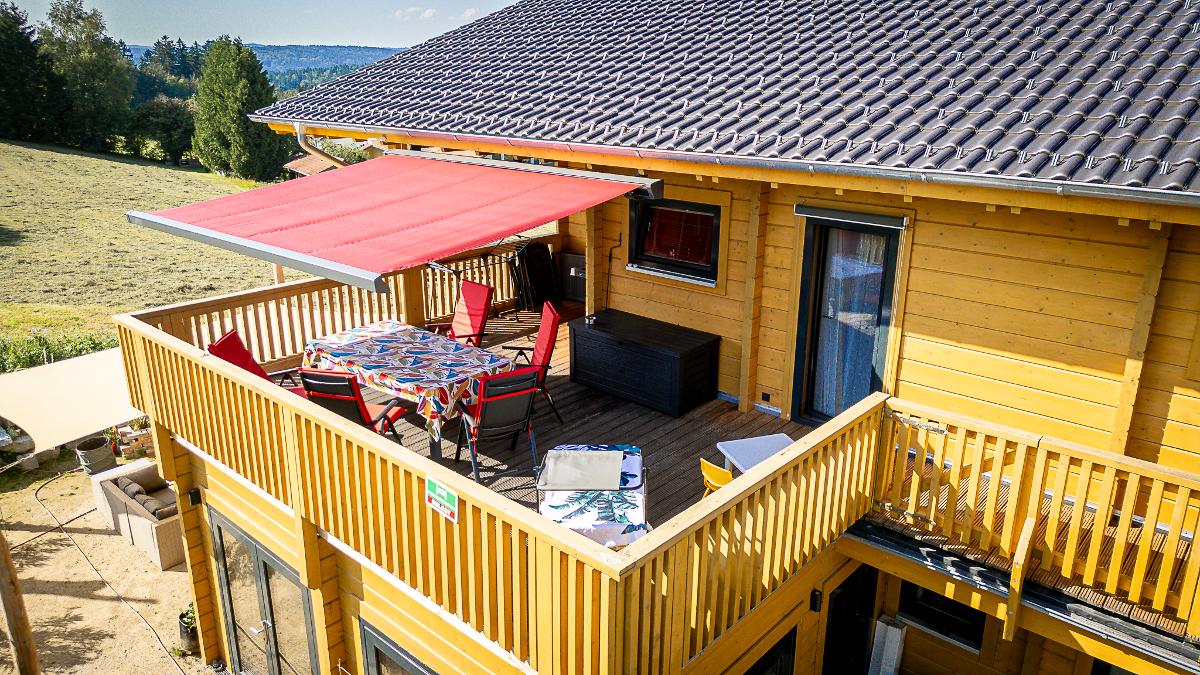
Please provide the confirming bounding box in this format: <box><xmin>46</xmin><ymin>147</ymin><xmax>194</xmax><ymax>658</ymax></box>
<box><xmin>569</xmin><ymin>309</ymin><xmax>721</xmax><ymax>417</ymax></box>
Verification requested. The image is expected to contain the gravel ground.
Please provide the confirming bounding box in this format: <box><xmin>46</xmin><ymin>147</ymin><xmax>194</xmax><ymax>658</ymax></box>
<box><xmin>0</xmin><ymin>453</ymin><xmax>209</xmax><ymax>674</ymax></box>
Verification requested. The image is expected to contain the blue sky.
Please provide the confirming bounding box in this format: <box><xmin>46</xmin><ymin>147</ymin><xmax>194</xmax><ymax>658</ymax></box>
<box><xmin>15</xmin><ymin>0</ymin><xmax>517</xmax><ymax>48</ymax></box>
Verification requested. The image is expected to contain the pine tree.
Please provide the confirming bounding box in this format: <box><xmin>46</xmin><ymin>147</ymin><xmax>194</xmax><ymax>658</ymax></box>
<box><xmin>38</xmin><ymin>0</ymin><xmax>134</xmax><ymax>150</ymax></box>
<box><xmin>0</xmin><ymin>2</ymin><xmax>65</xmax><ymax>141</ymax></box>
<box><xmin>193</xmin><ymin>36</ymin><xmax>293</xmax><ymax>181</ymax></box>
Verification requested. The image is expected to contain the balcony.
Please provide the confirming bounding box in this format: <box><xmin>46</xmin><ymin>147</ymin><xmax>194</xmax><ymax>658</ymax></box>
<box><xmin>115</xmin><ymin>238</ymin><xmax>1200</xmax><ymax>673</ymax></box>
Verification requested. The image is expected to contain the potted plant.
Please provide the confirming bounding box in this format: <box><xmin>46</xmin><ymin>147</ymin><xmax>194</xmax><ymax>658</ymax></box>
<box><xmin>120</xmin><ymin>416</ymin><xmax>153</xmax><ymax>457</ymax></box>
<box><xmin>179</xmin><ymin>602</ymin><xmax>199</xmax><ymax>654</ymax></box>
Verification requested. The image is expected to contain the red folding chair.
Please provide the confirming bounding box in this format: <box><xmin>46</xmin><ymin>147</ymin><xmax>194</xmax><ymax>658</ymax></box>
<box><xmin>208</xmin><ymin>330</ymin><xmax>306</xmax><ymax>397</ymax></box>
<box><xmin>298</xmin><ymin>369</ymin><xmax>411</xmax><ymax>440</ymax></box>
<box><xmin>454</xmin><ymin>366</ymin><xmax>541</xmax><ymax>483</ymax></box>
<box><xmin>428</xmin><ymin>279</ymin><xmax>494</xmax><ymax>348</ymax></box>
<box><xmin>502</xmin><ymin>302</ymin><xmax>563</xmax><ymax>423</ymax></box>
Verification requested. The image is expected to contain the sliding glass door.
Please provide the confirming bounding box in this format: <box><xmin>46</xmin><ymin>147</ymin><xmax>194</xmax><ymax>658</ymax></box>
<box><xmin>795</xmin><ymin>213</ymin><xmax>900</xmax><ymax>420</ymax></box>
<box><xmin>211</xmin><ymin>510</ymin><xmax>318</xmax><ymax>675</ymax></box>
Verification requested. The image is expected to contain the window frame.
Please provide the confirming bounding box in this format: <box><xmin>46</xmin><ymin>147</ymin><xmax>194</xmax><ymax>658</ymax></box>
<box><xmin>626</xmin><ymin>197</ymin><xmax>723</xmax><ymax>286</ymax></box>
<box><xmin>792</xmin><ymin>214</ymin><xmax>901</xmax><ymax>422</ymax></box>
<box><xmin>360</xmin><ymin>620</ymin><xmax>437</xmax><ymax>675</ymax></box>
<box><xmin>895</xmin><ymin>581</ymin><xmax>987</xmax><ymax>653</ymax></box>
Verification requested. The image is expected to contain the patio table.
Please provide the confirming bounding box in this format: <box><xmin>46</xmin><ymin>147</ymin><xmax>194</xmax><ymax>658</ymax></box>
<box><xmin>537</xmin><ymin>443</ymin><xmax>650</xmax><ymax>548</ymax></box>
<box><xmin>716</xmin><ymin>433</ymin><xmax>794</xmax><ymax>472</ymax></box>
<box><xmin>303</xmin><ymin>320</ymin><xmax>512</xmax><ymax>451</ymax></box>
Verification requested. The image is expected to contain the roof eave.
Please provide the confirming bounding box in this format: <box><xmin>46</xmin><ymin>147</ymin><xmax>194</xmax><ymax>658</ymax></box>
<box><xmin>249</xmin><ymin>113</ymin><xmax>1200</xmax><ymax>211</ymax></box>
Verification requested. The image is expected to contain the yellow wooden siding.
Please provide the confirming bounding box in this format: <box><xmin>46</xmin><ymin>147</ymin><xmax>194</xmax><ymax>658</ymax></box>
<box><xmin>576</xmin><ymin>171</ymin><xmax>757</xmax><ymax>396</ymax></box>
<box><xmin>336</xmin><ymin>551</ymin><xmax>526</xmax><ymax>675</ymax></box>
<box><xmin>895</xmin><ymin>207</ymin><xmax>1151</xmax><ymax>450</ymax></box>
<box><xmin>1130</xmin><ymin>226</ymin><xmax>1200</xmax><ymax>469</ymax></box>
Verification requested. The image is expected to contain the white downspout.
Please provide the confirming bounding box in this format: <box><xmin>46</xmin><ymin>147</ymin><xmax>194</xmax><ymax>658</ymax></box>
<box><xmin>270</xmin><ymin>124</ymin><xmax>348</xmax><ymax>284</ymax></box>
<box><xmin>294</xmin><ymin>122</ymin><xmax>347</xmax><ymax>168</ymax></box>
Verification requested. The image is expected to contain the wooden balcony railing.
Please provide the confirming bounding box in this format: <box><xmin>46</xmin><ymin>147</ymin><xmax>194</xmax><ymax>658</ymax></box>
<box><xmin>129</xmin><ymin>235</ymin><xmax>554</xmax><ymax>374</ymax></box>
<box><xmin>613</xmin><ymin>393</ymin><xmax>888</xmax><ymax>672</ymax></box>
<box><xmin>116</xmin><ymin>238</ymin><xmax>1200</xmax><ymax>672</ymax></box>
<box><xmin>875</xmin><ymin>400</ymin><xmax>1200</xmax><ymax>639</ymax></box>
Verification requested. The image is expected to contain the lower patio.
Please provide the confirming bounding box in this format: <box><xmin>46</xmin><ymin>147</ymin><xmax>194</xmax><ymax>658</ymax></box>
<box><xmin>349</xmin><ymin>301</ymin><xmax>815</xmax><ymax>525</ymax></box>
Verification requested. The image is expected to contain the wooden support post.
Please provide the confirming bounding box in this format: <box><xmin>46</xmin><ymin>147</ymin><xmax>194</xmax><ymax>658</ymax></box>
<box><xmin>272</xmin><ymin>263</ymin><xmax>286</xmax><ymax>285</ymax></box>
<box><xmin>280</xmin><ymin>408</ymin><xmax>345</xmax><ymax>674</ymax></box>
<box><xmin>154</xmin><ymin>423</ymin><xmax>222</xmax><ymax>661</ymax></box>
<box><xmin>584</xmin><ymin>207</ymin><xmax>603</xmax><ymax>315</ymax></box>
<box><xmin>1189</xmin><ymin>317</ymin><xmax>1200</xmax><ymax>382</ymax></box>
<box><xmin>1004</xmin><ymin>516</ymin><xmax>1036</xmax><ymax>640</ymax></box>
<box><xmin>0</xmin><ymin>529</ymin><xmax>38</xmax><ymax>675</ymax></box>
<box><xmin>738</xmin><ymin>183</ymin><xmax>769</xmax><ymax>412</ymax></box>
<box><xmin>399</xmin><ymin>267</ymin><xmax>426</xmax><ymax>328</ymax></box>
<box><xmin>1110</xmin><ymin>224</ymin><xmax>1172</xmax><ymax>454</ymax></box>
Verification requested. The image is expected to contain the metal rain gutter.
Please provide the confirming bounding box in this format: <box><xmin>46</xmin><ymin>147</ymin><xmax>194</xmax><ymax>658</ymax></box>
<box><xmin>249</xmin><ymin>114</ymin><xmax>1200</xmax><ymax>211</ymax></box>
<box><xmin>383</xmin><ymin>148</ymin><xmax>663</xmax><ymax>199</ymax></box>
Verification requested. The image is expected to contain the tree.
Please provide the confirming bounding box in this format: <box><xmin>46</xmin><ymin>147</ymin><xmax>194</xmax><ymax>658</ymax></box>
<box><xmin>193</xmin><ymin>36</ymin><xmax>292</xmax><ymax>180</ymax></box>
<box><xmin>38</xmin><ymin>0</ymin><xmax>134</xmax><ymax>151</ymax></box>
<box><xmin>139</xmin><ymin>35</ymin><xmax>176</xmax><ymax>76</ymax></box>
<box><xmin>0</xmin><ymin>3</ymin><xmax>65</xmax><ymax>141</ymax></box>
<box><xmin>134</xmin><ymin>95</ymin><xmax>194</xmax><ymax>164</ymax></box>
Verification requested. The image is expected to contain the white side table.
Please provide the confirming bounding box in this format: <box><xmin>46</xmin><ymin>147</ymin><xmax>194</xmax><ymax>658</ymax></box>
<box><xmin>716</xmin><ymin>433</ymin><xmax>794</xmax><ymax>472</ymax></box>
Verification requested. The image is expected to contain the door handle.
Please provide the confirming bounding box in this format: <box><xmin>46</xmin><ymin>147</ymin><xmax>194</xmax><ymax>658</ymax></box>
<box><xmin>248</xmin><ymin>619</ymin><xmax>272</xmax><ymax>635</ymax></box>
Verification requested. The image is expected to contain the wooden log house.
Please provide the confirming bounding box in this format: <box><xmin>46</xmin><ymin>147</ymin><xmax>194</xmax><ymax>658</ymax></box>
<box><xmin>117</xmin><ymin>1</ymin><xmax>1200</xmax><ymax>673</ymax></box>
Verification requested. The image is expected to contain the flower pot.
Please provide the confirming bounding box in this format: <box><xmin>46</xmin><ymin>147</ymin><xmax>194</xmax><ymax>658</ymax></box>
<box><xmin>75</xmin><ymin>436</ymin><xmax>117</xmax><ymax>475</ymax></box>
<box><xmin>179</xmin><ymin>611</ymin><xmax>199</xmax><ymax>654</ymax></box>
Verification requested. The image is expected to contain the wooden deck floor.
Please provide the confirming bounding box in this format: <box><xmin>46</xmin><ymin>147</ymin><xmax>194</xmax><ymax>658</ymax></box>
<box><xmin>342</xmin><ymin>302</ymin><xmax>814</xmax><ymax>525</ymax></box>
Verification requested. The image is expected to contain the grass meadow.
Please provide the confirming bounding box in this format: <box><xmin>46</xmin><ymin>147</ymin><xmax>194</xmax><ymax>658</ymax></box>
<box><xmin>0</xmin><ymin>141</ymin><xmax>280</xmax><ymax>342</ymax></box>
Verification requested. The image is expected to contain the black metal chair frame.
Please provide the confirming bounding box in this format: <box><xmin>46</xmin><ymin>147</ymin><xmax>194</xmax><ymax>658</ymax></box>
<box><xmin>454</xmin><ymin>367</ymin><xmax>541</xmax><ymax>484</ymax></box>
<box><xmin>501</xmin><ymin>345</ymin><xmax>563</xmax><ymax>424</ymax></box>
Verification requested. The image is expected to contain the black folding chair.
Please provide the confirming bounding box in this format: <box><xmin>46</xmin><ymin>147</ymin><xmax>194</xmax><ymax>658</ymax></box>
<box><xmin>454</xmin><ymin>366</ymin><xmax>541</xmax><ymax>483</ymax></box>
<box><xmin>299</xmin><ymin>369</ymin><xmax>410</xmax><ymax>440</ymax></box>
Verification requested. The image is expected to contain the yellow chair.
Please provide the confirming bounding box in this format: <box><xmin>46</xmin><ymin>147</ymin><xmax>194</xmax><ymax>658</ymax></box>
<box><xmin>700</xmin><ymin>458</ymin><xmax>733</xmax><ymax>496</ymax></box>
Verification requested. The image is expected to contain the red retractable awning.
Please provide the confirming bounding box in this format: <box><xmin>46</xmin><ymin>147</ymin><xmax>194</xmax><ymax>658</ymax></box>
<box><xmin>127</xmin><ymin>152</ymin><xmax>660</xmax><ymax>291</ymax></box>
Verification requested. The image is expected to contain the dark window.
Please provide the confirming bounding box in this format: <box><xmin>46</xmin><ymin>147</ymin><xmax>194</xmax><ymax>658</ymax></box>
<box><xmin>897</xmin><ymin>581</ymin><xmax>986</xmax><ymax>651</ymax></box>
<box><xmin>1092</xmin><ymin>661</ymin><xmax>1136</xmax><ymax>675</ymax></box>
<box><xmin>745</xmin><ymin>627</ymin><xmax>796</xmax><ymax>675</ymax></box>
<box><xmin>629</xmin><ymin>198</ymin><xmax>720</xmax><ymax>282</ymax></box>
<box><xmin>361</xmin><ymin>621</ymin><xmax>437</xmax><ymax>675</ymax></box>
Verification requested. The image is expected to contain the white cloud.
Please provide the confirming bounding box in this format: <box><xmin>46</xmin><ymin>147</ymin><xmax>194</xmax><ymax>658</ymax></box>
<box><xmin>394</xmin><ymin>6</ymin><xmax>436</xmax><ymax>20</ymax></box>
<box><xmin>456</xmin><ymin>7</ymin><xmax>479</xmax><ymax>21</ymax></box>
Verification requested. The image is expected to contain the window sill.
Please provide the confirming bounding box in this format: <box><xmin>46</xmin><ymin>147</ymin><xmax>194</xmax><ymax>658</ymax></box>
<box><xmin>894</xmin><ymin>615</ymin><xmax>982</xmax><ymax>655</ymax></box>
<box><xmin>625</xmin><ymin>263</ymin><xmax>717</xmax><ymax>288</ymax></box>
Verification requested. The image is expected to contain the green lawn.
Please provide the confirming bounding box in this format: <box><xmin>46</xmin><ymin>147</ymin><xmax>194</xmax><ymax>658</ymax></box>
<box><xmin>0</xmin><ymin>141</ymin><xmax>279</xmax><ymax>340</ymax></box>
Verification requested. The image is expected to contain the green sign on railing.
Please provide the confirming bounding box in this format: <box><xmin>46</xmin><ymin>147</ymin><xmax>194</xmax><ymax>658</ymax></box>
<box><xmin>425</xmin><ymin>477</ymin><xmax>459</xmax><ymax>524</ymax></box>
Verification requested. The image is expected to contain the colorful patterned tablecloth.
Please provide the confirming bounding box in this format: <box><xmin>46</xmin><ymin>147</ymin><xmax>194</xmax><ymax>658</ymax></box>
<box><xmin>303</xmin><ymin>320</ymin><xmax>512</xmax><ymax>438</ymax></box>
<box><xmin>538</xmin><ymin>444</ymin><xmax>650</xmax><ymax>548</ymax></box>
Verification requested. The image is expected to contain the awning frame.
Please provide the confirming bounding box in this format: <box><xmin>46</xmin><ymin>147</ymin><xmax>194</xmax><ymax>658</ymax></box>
<box><xmin>127</xmin><ymin>209</ymin><xmax>393</xmax><ymax>291</ymax></box>
<box><xmin>127</xmin><ymin>151</ymin><xmax>663</xmax><ymax>293</ymax></box>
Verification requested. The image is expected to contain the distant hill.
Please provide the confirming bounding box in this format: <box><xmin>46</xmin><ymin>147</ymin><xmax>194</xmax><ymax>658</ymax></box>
<box><xmin>126</xmin><ymin>43</ymin><xmax>400</xmax><ymax>73</ymax></box>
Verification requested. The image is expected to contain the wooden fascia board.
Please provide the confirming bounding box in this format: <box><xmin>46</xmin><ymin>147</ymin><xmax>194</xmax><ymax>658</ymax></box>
<box><xmin>270</xmin><ymin>123</ymin><xmax>1200</xmax><ymax>227</ymax></box>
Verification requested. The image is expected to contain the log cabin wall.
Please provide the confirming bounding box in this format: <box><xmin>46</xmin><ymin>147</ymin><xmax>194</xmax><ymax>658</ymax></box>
<box><xmin>562</xmin><ymin>160</ymin><xmax>1200</xmax><ymax>472</ymax></box>
<box><xmin>1134</xmin><ymin>224</ymin><xmax>1200</xmax><ymax>468</ymax></box>
<box><xmin>564</xmin><ymin>170</ymin><xmax>761</xmax><ymax>398</ymax></box>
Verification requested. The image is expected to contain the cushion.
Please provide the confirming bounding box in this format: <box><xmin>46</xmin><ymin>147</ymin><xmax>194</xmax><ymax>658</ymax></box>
<box><xmin>134</xmin><ymin>494</ymin><xmax>164</xmax><ymax>513</ymax></box>
<box><xmin>153</xmin><ymin>504</ymin><xmax>178</xmax><ymax>519</ymax></box>
<box><xmin>207</xmin><ymin>330</ymin><xmax>270</xmax><ymax>380</ymax></box>
<box><xmin>138</xmin><ymin>474</ymin><xmax>168</xmax><ymax>493</ymax></box>
<box><xmin>117</xmin><ymin>477</ymin><xmax>145</xmax><ymax>498</ymax></box>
